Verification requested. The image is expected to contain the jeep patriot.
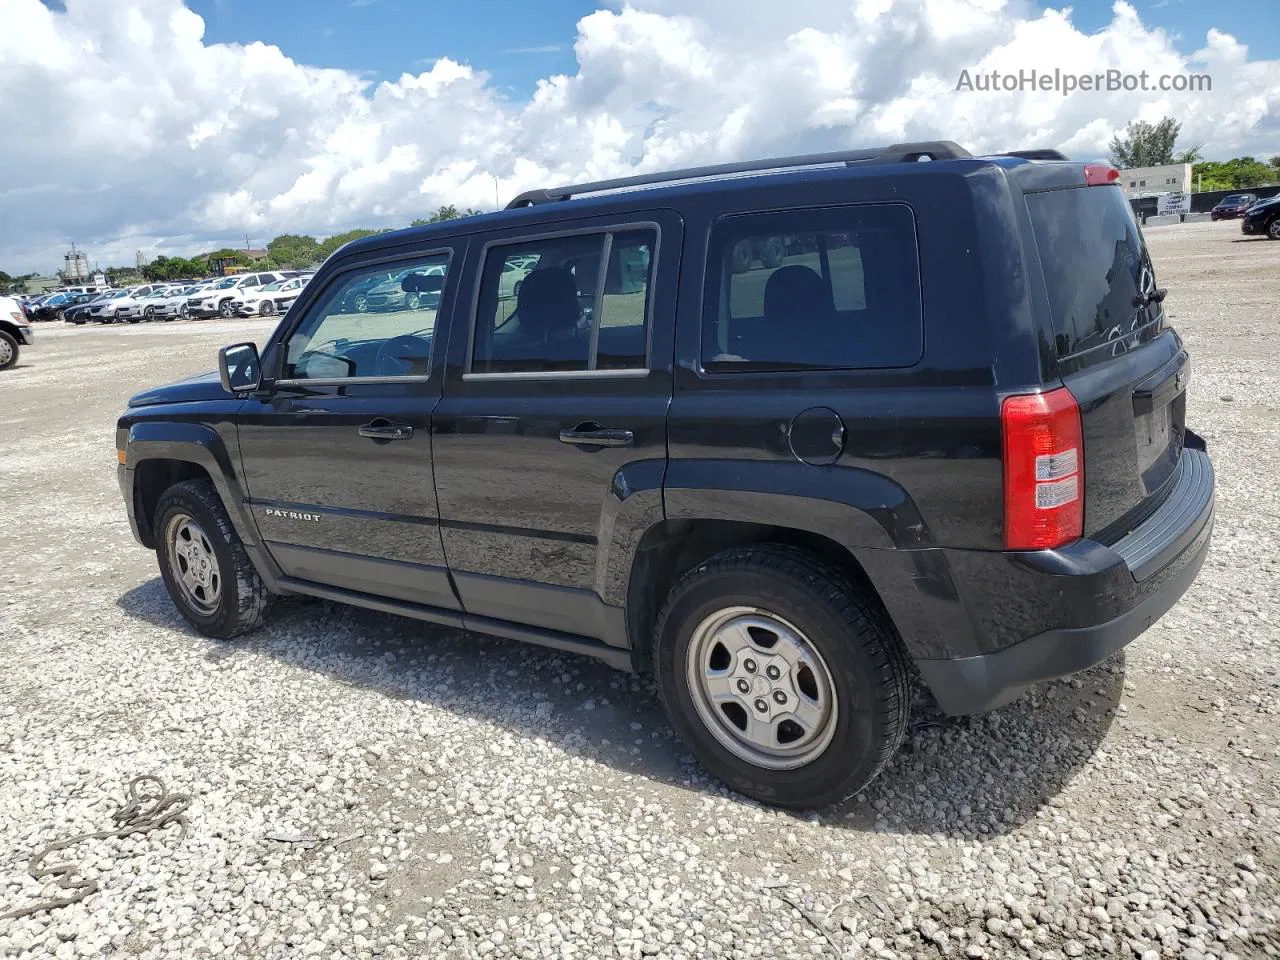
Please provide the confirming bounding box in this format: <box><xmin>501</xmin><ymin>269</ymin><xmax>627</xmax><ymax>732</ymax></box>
<box><xmin>116</xmin><ymin>142</ymin><xmax>1215</xmax><ymax>807</ymax></box>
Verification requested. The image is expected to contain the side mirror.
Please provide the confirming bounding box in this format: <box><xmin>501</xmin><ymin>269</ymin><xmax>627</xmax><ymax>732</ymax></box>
<box><xmin>218</xmin><ymin>342</ymin><xmax>262</xmax><ymax>392</ymax></box>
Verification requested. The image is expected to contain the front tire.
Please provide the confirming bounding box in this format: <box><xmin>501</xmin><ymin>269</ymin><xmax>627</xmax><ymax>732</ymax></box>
<box><xmin>154</xmin><ymin>479</ymin><xmax>271</xmax><ymax>639</ymax></box>
<box><xmin>218</xmin><ymin>299</ymin><xmax>234</xmax><ymax>318</ymax></box>
<box><xmin>653</xmin><ymin>546</ymin><xmax>910</xmax><ymax>808</ymax></box>
<box><xmin>259</xmin><ymin>300</ymin><xmax>275</xmax><ymax>317</ymax></box>
<box><xmin>1268</xmin><ymin>219</ymin><xmax>1280</xmax><ymax>240</ymax></box>
<box><xmin>144</xmin><ymin>306</ymin><xmax>156</xmax><ymax>321</ymax></box>
<box><xmin>0</xmin><ymin>330</ymin><xmax>18</xmax><ymax>370</ymax></box>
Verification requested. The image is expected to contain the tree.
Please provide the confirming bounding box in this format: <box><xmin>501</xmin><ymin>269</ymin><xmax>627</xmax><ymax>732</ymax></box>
<box><xmin>205</xmin><ymin>248</ymin><xmax>250</xmax><ymax>266</ymax></box>
<box><xmin>410</xmin><ymin>205</ymin><xmax>483</xmax><ymax>227</ymax></box>
<box><xmin>1191</xmin><ymin>157</ymin><xmax>1278</xmax><ymax>191</ymax></box>
<box><xmin>266</xmin><ymin>234</ymin><xmax>321</xmax><ymax>268</ymax></box>
<box><xmin>142</xmin><ymin>255</ymin><xmax>207</xmax><ymax>281</ymax></box>
<box><xmin>317</xmin><ymin>228</ymin><xmax>382</xmax><ymax>261</ymax></box>
<box><xmin>1108</xmin><ymin>117</ymin><xmax>1183</xmax><ymax>168</ymax></box>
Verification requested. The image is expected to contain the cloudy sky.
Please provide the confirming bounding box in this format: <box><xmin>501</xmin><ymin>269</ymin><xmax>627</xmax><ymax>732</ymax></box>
<box><xmin>1</xmin><ymin>0</ymin><xmax>1278</xmax><ymax>275</ymax></box>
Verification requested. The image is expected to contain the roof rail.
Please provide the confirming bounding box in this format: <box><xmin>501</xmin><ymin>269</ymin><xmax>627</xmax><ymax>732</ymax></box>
<box><xmin>505</xmin><ymin>140</ymin><xmax>973</xmax><ymax>209</ymax></box>
<box><xmin>1002</xmin><ymin>149</ymin><xmax>1070</xmax><ymax>161</ymax></box>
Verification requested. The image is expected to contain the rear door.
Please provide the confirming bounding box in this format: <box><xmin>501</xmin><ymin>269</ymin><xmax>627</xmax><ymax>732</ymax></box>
<box><xmin>1025</xmin><ymin>182</ymin><xmax>1187</xmax><ymax>539</ymax></box>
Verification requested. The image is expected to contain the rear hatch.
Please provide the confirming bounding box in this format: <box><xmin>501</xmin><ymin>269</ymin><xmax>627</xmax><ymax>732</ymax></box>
<box><xmin>1025</xmin><ymin>181</ymin><xmax>1187</xmax><ymax>541</ymax></box>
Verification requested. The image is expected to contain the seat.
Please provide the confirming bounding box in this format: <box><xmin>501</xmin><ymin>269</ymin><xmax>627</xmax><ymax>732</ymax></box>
<box><xmin>760</xmin><ymin>265</ymin><xmax>836</xmax><ymax>364</ymax></box>
<box><xmin>487</xmin><ymin>267</ymin><xmax>587</xmax><ymax>371</ymax></box>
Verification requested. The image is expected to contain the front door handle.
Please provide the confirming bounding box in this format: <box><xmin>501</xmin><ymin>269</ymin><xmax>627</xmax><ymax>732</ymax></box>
<box><xmin>359</xmin><ymin>418</ymin><xmax>413</xmax><ymax>441</ymax></box>
<box><xmin>559</xmin><ymin>423</ymin><xmax>634</xmax><ymax>448</ymax></box>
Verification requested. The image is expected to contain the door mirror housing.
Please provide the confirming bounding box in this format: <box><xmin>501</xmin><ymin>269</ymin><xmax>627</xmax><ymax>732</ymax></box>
<box><xmin>219</xmin><ymin>342</ymin><xmax>262</xmax><ymax>392</ymax></box>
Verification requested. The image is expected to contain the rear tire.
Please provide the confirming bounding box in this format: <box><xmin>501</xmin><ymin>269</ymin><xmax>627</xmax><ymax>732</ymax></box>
<box><xmin>154</xmin><ymin>479</ymin><xmax>271</xmax><ymax>639</ymax></box>
<box><xmin>0</xmin><ymin>330</ymin><xmax>18</xmax><ymax>370</ymax></box>
<box><xmin>653</xmin><ymin>545</ymin><xmax>910</xmax><ymax>808</ymax></box>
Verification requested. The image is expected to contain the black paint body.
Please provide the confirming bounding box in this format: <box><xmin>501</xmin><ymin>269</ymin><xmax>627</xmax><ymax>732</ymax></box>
<box><xmin>117</xmin><ymin>154</ymin><xmax>1215</xmax><ymax>714</ymax></box>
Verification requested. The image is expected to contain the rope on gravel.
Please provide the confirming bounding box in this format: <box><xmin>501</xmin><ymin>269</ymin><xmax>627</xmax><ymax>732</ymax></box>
<box><xmin>0</xmin><ymin>775</ymin><xmax>190</xmax><ymax>921</ymax></box>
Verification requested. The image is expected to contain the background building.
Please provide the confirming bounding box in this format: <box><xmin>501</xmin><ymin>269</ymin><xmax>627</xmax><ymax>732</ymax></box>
<box><xmin>63</xmin><ymin>246</ymin><xmax>90</xmax><ymax>281</ymax></box>
<box><xmin>1118</xmin><ymin>163</ymin><xmax>1192</xmax><ymax>199</ymax></box>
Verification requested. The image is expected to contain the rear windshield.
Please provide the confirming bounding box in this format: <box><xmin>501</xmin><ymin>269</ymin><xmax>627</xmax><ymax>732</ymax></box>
<box><xmin>1026</xmin><ymin>186</ymin><xmax>1159</xmax><ymax>363</ymax></box>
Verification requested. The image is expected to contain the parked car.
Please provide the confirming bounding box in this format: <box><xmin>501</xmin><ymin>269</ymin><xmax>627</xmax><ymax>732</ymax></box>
<box><xmin>188</xmin><ymin>272</ymin><xmax>287</xmax><ymax>319</ymax></box>
<box><xmin>1</xmin><ymin>294</ymin><xmax>34</xmax><ymax>369</ymax></box>
<box><xmin>64</xmin><ymin>292</ymin><xmax>115</xmax><ymax>324</ymax></box>
<box><xmin>86</xmin><ymin>288</ymin><xmax>142</xmax><ymax>322</ymax></box>
<box><xmin>116</xmin><ymin>142</ymin><xmax>1215</xmax><ymax>809</ymax></box>
<box><xmin>228</xmin><ymin>277</ymin><xmax>309</xmax><ymax>317</ymax></box>
<box><xmin>150</xmin><ymin>285</ymin><xmax>201</xmax><ymax>321</ymax></box>
<box><xmin>1240</xmin><ymin>195</ymin><xmax>1280</xmax><ymax>239</ymax></box>
<box><xmin>1210</xmin><ymin>193</ymin><xmax>1258</xmax><ymax>220</ymax></box>
<box><xmin>33</xmin><ymin>291</ymin><xmax>99</xmax><ymax>322</ymax></box>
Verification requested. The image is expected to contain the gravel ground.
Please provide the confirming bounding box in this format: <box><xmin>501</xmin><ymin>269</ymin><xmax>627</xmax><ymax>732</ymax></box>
<box><xmin>1</xmin><ymin>221</ymin><xmax>1278</xmax><ymax>960</ymax></box>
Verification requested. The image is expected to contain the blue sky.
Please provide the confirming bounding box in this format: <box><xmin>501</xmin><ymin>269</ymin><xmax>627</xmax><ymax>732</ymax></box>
<box><xmin>185</xmin><ymin>0</ymin><xmax>1280</xmax><ymax>95</ymax></box>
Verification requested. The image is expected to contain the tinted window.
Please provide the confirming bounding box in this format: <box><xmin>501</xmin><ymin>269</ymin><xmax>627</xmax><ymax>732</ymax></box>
<box><xmin>283</xmin><ymin>254</ymin><xmax>448</xmax><ymax>379</ymax></box>
<box><xmin>1026</xmin><ymin>186</ymin><xmax>1158</xmax><ymax>362</ymax></box>
<box><xmin>702</xmin><ymin>205</ymin><xmax>922</xmax><ymax>371</ymax></box>
<box><xmin>471</xmin><ymin>228</ymin><xmax>656</xmax><ymax>374</ymax></box>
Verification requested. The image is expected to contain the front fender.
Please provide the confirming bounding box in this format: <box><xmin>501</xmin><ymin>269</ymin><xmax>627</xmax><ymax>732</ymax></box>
<box><xmin>121</xmin><ymin>420</ymin><xmax>258</xmax><ymax>548</ymax></box>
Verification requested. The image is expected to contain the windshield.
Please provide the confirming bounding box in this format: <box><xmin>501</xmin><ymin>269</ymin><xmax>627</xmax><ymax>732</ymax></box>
<box><xmin>111</xmin><ymin>290</ymin><xmax>132</xmax><ymax>299</ymax></box>
<box><xmin>260</xmin><ymin>281</ymin><xmax>284</xmax><ymax>292</ymax></box>
<box><xmin>213</xmin><ymin>278</ymin><xmax>238</xmax><ymax>289</ymax></box>
<box><xmin>1224</xmin><ymin>194</ymin><xmax>1253</xmax><ymax>203</ymax></box>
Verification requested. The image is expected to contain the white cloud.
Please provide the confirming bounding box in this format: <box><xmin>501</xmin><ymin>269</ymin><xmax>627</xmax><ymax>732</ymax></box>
<box><xmin>0</xmin><ymin>0</ymin><xmax>1277</xmax><ymax>273</ymax></box>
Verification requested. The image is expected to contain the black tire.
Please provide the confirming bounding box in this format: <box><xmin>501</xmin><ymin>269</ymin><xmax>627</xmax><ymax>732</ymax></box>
<box><xmin>218</xmin><ymin>299</ymin><xmax>234</xmax><ymax>318</ymax></box>
<box><xmin>762</xmin><ymin>237</ymin><xmax>786</xmax><ymax>269</ymax></box>
<box><xmin>180</xmin><ymin>303</ymin><xmax>191</xmax><ymax>320</ymax></box>
<box><xmin>154</xmin><ymin>479</ymin><xmax>271</xmax><ymax>639</ymax></box>
<box><xmin>653</xmin><ymin>546</ymin><xmax>910</xmax><ymax>808</ymax></box>
<box><xmin>55</xmin><ymin>308</ymin><xmax>66</xmax><ymax>322</ymax></box>
<box><xmin>0</xmin><ymin>330</ymin><xmax>18</xmax><ymax>370</ymax></box>
<box><xmin>144</xmin><ymin>306</ymin><xmax>156</xmax><ymax>321</ymax></box>
<box><xmin>353</xmin><ymin>292</ymin><xmax>370</xmax><ymax>313</ymax></box>
<box><xmin>1268</xmin><ymin>219</ymin><xmax>1280</xmax><ymax>240</ymax></box>
<box><xmin>259</xmin><ymin>300</ymin><xmax>275</xmax><ymax>317</ymax></box>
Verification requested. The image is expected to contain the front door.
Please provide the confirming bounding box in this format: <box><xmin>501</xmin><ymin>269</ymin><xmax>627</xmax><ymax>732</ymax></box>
<box><xmin>235</xmin><ymin>245</ymin><xmax>462</xmax><ymax>612</ymax></box>
<box><xmin>431</xmin><ymin>212</ymin><xmax>681</xmax><ymax>640</ymax></box>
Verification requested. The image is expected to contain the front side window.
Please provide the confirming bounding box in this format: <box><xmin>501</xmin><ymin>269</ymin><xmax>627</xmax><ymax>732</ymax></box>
<box><xmin>702</xmin><ymin>205</ymin><xmax>923</xmax><ymax>372</ymax></box>
<box><xmin>282</xmin><ymin>253</ymin><xmax>449</xmax><ymax>380</ymax></box>
<box><xmin>471</xmin><ymin>228</ymin><xmax>655</xmax><ymax>374</ymax></box>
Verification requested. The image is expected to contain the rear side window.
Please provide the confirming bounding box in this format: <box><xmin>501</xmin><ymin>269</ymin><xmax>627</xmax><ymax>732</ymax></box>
<box><xmin>1026</xmin><ymin>186</ymin><xmax>1159</xmax><ymax>363</ymax></box>
<box><xmin>702</xmin><ymin>204</ymin><xmax>923</xmax><ymax>372</ymax></box>
<box><xmin>471</xmin><ymin>228</ymin><xmax>656</xmax><ymax>375</ymax></box>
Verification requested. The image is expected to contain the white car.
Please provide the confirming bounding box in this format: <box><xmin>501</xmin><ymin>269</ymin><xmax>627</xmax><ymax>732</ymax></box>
<box><xmin>150</xmin><ymin>285</ymin><xmax>201</xmax><ymax>321</ymax></box>
<box><xmin>1</xmin><ymin>294</ymin><xmax>35</xmax><ymax>370</ymax></box>
<box><xmin>110</xmin><ymin>284</ymin><xmax>172</xmax><ymax>323</ymax></box>
<box><xmin>188</xmin><ymin>271</ymin><xmax>287</xmax><ymax>319</ymax></box>
<box><xmin>229</xmin><ymin>277</ymin><xmax>309</xmax><ymax>317</ymax></box>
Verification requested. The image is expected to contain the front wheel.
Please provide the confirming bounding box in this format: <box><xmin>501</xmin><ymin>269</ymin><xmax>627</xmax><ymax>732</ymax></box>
<box><xmin>1268</xmin><ymin>219</ymin><xmax>1280</xmax><ymax>240</ymax></box>
<box><xmin>218</xmin><ymin>299</ymin><xmax>234</xmax><ymax>318</ymax></box>
<box><xmin>0</xmin><ymin>330</ymin><xmax>18</xmax><ymax>370</ymax></box>
<box><xmin>653</xmin><ymin>546</ymin><xmax>910</xmax><ymax>808</ymax></box>
<box><xmin>259</xmin><ymin>300</ymin><xmax>275</xmax><ymax>317</ymax></box>
<box><xmin>154</xmin><ymin>479</ymin><xmax>272</xmax><ymax>639</ymax></box>
<box><xmin>353</xmin><ymin>293</ymin><xmax>370</xmax><ymax>313</ymax></box>
<box><xmin>144</xmin><ymin>306</ymin><xmax>156</xmax><ymax>321</ymax></box>
<box><xmin>180</xmin><ymin>303</ymin><xmax>191</xmax><ymax>320</ymax></box>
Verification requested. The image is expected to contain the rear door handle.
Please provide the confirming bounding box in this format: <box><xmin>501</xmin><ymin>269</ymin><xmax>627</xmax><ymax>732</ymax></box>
<box><xmin>559</xmin><ymin>424</ymin><xmax>634</xmax><ymax>448</ymax></box>
<box><xmin>359</xmin><ymin>418</ymin><xmax>414</xmax><ymax>441</ymax></box>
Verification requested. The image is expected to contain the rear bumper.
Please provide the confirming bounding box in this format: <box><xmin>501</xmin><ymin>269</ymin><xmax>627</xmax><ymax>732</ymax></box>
<box><xmin>915</xmin><ymin>447</ymin><xmax>1215</xmax><ymax>715</ymax></box>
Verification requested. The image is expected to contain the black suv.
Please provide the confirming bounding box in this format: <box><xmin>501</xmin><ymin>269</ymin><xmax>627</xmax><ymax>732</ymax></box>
<box><xmin>1241</xmin><ymin>194</ymin><xmax>1280</xmax><ymax>239</ymax></box>
<box><xmin>116</xmin><ymin>142</ymin><xmax>1215</xmax><ymax>808</ymax></box>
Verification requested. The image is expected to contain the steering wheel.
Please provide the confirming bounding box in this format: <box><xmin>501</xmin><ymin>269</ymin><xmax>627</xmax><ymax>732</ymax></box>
<box><xmin>375</xmin><ymin>335</ymin><xmax>430</xmax><ymax>376</ymax></box>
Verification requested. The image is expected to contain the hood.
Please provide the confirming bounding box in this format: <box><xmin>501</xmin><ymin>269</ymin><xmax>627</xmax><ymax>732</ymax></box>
<box><xmin>128</xmin><ymin>369</ymin><xmax>233</xmax><ymax>407</ymax></box>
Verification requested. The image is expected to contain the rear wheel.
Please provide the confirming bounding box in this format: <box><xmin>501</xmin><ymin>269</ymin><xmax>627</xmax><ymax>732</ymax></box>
<box><xmin>0</xmin><ymin>330</ymin><xmax>18</xmax><ymax>370</ymax></box>
<box><xmin>154</xmin><ymin>479</ymin><xmax>271</xmax><ymax>639</ymax></box>
<box><xmin>653</xmin><ymin>546</ymin><xmax>910</xmax><ymax>808</ymax></box>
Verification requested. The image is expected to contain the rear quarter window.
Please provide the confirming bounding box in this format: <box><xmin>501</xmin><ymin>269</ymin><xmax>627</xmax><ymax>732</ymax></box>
<box><xmin>702</xmin><ymin>204</ymin><xmax>923</xmax><ymax>372</ymax></box>
<box><xmin>1026</xmin><ymin>186</ymin><xmax>1160</xmax><ymax>365</ymax></box>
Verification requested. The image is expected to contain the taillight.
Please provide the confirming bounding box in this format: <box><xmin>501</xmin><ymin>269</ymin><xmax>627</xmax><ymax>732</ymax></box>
<box><xmin>1084</xmin><ymin>163</ymin><xmax>1120</xmax><ymax>186</ymax></box>
<box><xmin>1002</xmin><ymin>387</ymin><xmax>1083</xmax><ymax>550</ymax></box>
